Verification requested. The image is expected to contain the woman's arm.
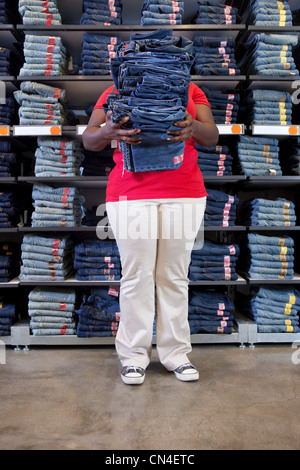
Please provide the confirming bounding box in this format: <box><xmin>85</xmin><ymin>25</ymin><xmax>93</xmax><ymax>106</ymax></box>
<box><xmin>82</xmin><ymin>108</ymin><xmax>141</xmax><ymax>152</ymax></box>
<box><xmin>167</xmin><ymin>104</ymin><xmax>219</xmax><ymax>147</ymax></box>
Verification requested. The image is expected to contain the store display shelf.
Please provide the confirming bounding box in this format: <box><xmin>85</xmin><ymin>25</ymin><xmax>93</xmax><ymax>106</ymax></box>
<box><xmin>15</xmin><ymin>24</ymin><xmax>247</xmax><ymax>32</ymax></box>
<box><xmin>244</xmin><ymin>176</ymin><xmax>300</xmax><ymax>187</ymax></box>
<box><xmin>0</xmin><ymin>277</ymin><xmax>19</xmax><ymax>288</ymax></box>
<box><xmin>17</xmin><ymin>176</ymin><xmax>109</xmax><ymax>187</ymax></box>
<box><xmin>0</xmin><ymin>177</ymin><xmax>17</xmax><ymax>183</ymax></box>
<box><xmin>247</xmin><ymin>327</ymin><xmax>300</xmax><ymax>347</ymax></box>
<box><xmin>248</xmin><ymin>25</ymin><xmax>300</xmax><ymax>33</ymax></box>
<box><xmin>249</xmin><ymin>75</ymin><xmax>300</xmax><ymax>82</ymax></box>
<box><xmin>247</xmin><ymin>226</ymin><xmax>300</xmax><ymax>232</ymax></box>
<box><xmin>247</xmin><ymin>273</ymin><xmax>300</xmax><ymax>285</ymax></box>
<box><xmin>251</xmin><ymin>125</ymin><xmax>300</xmax><ymax>136</ymax></box>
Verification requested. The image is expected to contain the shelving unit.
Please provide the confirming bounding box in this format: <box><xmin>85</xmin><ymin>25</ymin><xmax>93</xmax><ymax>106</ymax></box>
<box><xmin>1</xmin><ymin>0</ymin><xmax>300</xmax><ymax>349</ymax></box>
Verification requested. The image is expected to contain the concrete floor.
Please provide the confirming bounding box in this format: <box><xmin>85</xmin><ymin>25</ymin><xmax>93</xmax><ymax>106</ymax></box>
<box><xmin>0</xmin><ymin>343</ymin><xmax>299</xmax><ymax>451</ymax></box>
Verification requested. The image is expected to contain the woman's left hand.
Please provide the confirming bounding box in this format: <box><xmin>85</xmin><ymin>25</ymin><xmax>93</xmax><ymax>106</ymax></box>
<box><xmin>166</xmin><ymin>112</ymin><xmax>194</xmax><ymax>142</ymax></box>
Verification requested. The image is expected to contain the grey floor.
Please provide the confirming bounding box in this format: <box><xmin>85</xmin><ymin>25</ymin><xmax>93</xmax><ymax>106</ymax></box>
<box><xmin>0</xmin><ymin>343</ymin><xmax>299</xmax><ymax>450</ymax></box>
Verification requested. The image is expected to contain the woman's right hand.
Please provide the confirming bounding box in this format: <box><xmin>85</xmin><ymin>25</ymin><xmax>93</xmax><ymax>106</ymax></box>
<box><xmin>104</xmin><ymin>110</ymin><xmax>142</xmax><ymax>145</ymax></box>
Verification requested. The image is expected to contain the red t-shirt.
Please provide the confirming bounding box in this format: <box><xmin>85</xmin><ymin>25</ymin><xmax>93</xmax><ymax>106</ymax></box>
<box><xmin>93</xmin><ymin>82</ymin><xmax>210</xmax><ymax>202</ymax></box>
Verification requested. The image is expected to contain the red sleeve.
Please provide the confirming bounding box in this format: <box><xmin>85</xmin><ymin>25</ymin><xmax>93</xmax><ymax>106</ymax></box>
<box><xmin>190</xmin><ymin>82</ymin><xmax>211</xmax><ymax>108</ymax></box>
<box><xmin>93</xmin><ymin>85</ymin><xmax>117</xmax><ymax>111</ymax></box>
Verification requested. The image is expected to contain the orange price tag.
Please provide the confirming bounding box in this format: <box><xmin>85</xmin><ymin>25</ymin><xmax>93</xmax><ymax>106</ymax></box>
<box><xmin>288</xmin><ymin>126</ymin><xmax>298</xmax><ymax>135</ymax></box>
<box><xmin>231</xmin><ymin>125</ymin><xmax>242</xmax><ymax>134</ymax></box>
<box><xmin>0</xmin><ymin>126</ymin><xmax>9</xmax><ymax>136</ymax></box>
<box><xmin>50</xmin><ymin>126</ymin><xmax>61</xmax><ymax>135</ymax></box>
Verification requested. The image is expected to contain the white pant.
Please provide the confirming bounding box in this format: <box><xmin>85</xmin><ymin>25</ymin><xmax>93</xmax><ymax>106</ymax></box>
<box><xmin>106</xmin><ymin>197</ymin><xmax>206</xmax><ymax>371</ymax></box>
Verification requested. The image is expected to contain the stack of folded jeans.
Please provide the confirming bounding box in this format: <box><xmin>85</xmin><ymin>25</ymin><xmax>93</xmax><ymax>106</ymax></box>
<box><xmin>0</xmin><ymin>242</ymin><xmax>20</xmax><ymax>282</ymax></box>
<box><xmin>237</xmin><ymin>286</ymin><xmax>300</xmax><ymax>333</ymax></box>
<box><xmin>80</xmin><ymin>0</ymin><xmax>122</xmax><ymax>25</ymax></box>
<box><xmin>236</xmin><ymin>135</ymin><xmax>282</xmax><ymax>176</ymax></box>
<box><xmin>18</xmin><ymin>0</ymin><xmax>62</xmax><ymax>25</ymax></box>
<box><xmin>0</xmin><ymin>297</ymin><xmax>15</xmax><ymax>336</ymax></box>
<box><xmin>19</xmin><ymin>234</ymin><xmax>74</xmax><ymax>281</ymax></box>
<box><xmin>239</xmin><ymin>89</ymin><xmax>293</xmax><ymax>126</ymax></box>
<box><xmin>74</xmin><ymin>240</ymin><xmax>121</xmax><ymax>281</ymax></box>
<box><xmin>196</xmin><ymin>141</ymin><xmax>233</xmax><ymax>175</ymax></box>
<box><xmin>238</xmin><ymin>233</ymin><xmax>294</xmax><ymax>280</ymax></box>
<box><xmin>106</xmin><ymin>28</ymin><xmax>193</xmax><ymax>172</ymax></box>
<box><xmin>0</xmin><ymin>97</ymin><xmax>17</xmax><ymax>125</ymax></box>
<box><xmin>240</xmin><ymin>198</ymin><xmax>296</xmax><ymax>227</ymax></box>
<box><xmin>0</xmin><ymin>47</ymin><xmax>23</xmax><ymax>76</ymax></box>
<box><xmin>76</xmin><ymin>286</ymin><xmax>120</xmax><ymax>337</ymax></box>
<box><xmin>0</xmin><ymin>192</ymin><xmax>23</xmax><ymax>227</ymax></box>
<box><xmin>192</xmin><ymin>36</ymin><xmax>241</xmax><ymax>76</ymax></box>
<box><xmin>0</xmin><ymin>0</ymin><xmax>21</xmax><ymax>24</ymax></box>
<box><xmin>189</xmin><ymin>239</ymin><xmax>240</xmax><ymax>281</ymax></box>
<box><xmin>200</xmin><ymin>86</ymin><xmax>240</xmax><ymax>125</ymax></box>
<box><xmin>188</xmin><ymin>289</ymin><xmax>235</xmax><ymax>334</ymax></box>
<box><xmin>81</xmin><ymin>34</ymin><xmax>121</xmax><ymax>75</ymax></box>
<box><xmin>82</xmin><ymin>145</ymin><xmax>115</xmax><ymax>176</ymax></box>
<box><xmin>205</xmin><ymin>189</ymin><xmax>238</xmax><ymax>226</ymax></box>
<box><xmin>248</xmin><ymin>0</ymin><xmax>293</xmax><ymax>26</ymax></box>
<box><xmin>280</xmin><ymin>137</ymin><xmax>300</xmax><ymax>175</ymax></box>
<box><xmin>19</xmin><ymin>34</ymin><xmax>69</xmax><ymax>76</ymax></box>
<box><xmin>194</xmin><ymin>0</ymin><xmax>239</xmax><ymax>24</ymax></box>
<box><xmin>34</xmin><ymin>137</ymin><xmax>84</xmax><ymax>177</ymax></box>
<box><xmin>14</xmin><ymin>81</ymin><xmax>68</xmax><ymax>126</ymax></box>
<box><xmin>28</xmin><ymin>287</ymin><xmax>77</xmax><ymax>336</ymax></box>
<box><xmin>141</xmin><ymin>0</ymin><xmax>184</xmax><ymax>25</ymax></box>
<box><xmin>0</xmin><ymin>140</ymin><xmax>17</xmax><ymax>176</ymax></box>
<box><xmin>238</xmin><ymin>33</ymin><xmax>299</xmax><ymax>76</ymax></box>
<box><xmin>31</xmin><ymin>184</ymin><xmax>85</xmax><ymax>227</ymax></box>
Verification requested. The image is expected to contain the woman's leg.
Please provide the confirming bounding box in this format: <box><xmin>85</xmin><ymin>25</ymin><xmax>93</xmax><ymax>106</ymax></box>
<box><xmin>154</xmin><ymin>197</ymin><xmax>206</xmax><ymax>371</ymax></box>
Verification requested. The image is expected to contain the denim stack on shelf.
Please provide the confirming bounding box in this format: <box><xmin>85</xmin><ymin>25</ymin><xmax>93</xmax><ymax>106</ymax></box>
<box><xmin>0</xmin><ymin>298</ymin><xmax>16</xmax><ymax>336</ymax></box>
<box><xmin>81</xmin><ymin>34</ymin><xmax>121</xmax><ymax>75</ymax></box>
<box><xmin>193</xmin><ymin>0</ymin><xmax>239</xmax><ymax>25</ymax></box>
<box><xmin>80</xmin><ymin>0</ymin><xmax>122</xmax><ymax>25</ymax></box>
<box><xmin>34</xmin><ymin>137</ymin><xmax>84</xmax><ymax>177</ymax></box>
<box><xmin>19</xmin><ymin>34</ymin><xmax>69</xmax><ymax>76</ymax></box>
<box><xmin>0</xmin><ymin>97</ymin><xmax>17</xmax><ymax>126</ymax></box>
<box><xmin>106</xmin><ymin>28</ymin><xmax>193</xmax><ymax>172</ymax></box>
<box><xmin>196</xmin><ymin>142</ymin><xmax>233</xmax><ymax>175</ymax></box>
<box><xmin>0</xmin><ymin>47</ymin><xmax>23</xmax><ymax>76</ymax></box>
<box><xmin>0</xmin><ymin>242</ymin><xmax>20</xmax><ymax>282</ymax></box>
<box><xmin>76</xmin><ymin>286</ymin><xmax>120</xmax><ymax>337</ymax></box>
<box><xmin>200</xmin><ymin>86</ymin><xmax>240</xmax><ymax>125</ymax></box>
<box><xmin>192</xmin><ymin>36</ymin><xmax>241</xmax><ymax>76</ymax></box>
<box><xmin>237</xmin><ymin>286</ymin><xmax>300</xmax><ymax>333</ymax></box>
<box><xmin>0</xmin><ymin>192</ymin><xmax>23</xmax><ymax>227</ymax></box>
<box><xmin>0</xmin><ymin>0</ymin><xmax>21</xmax><ymax>24</ymax></box>
<box><xmin>74</xmin><ymin>240</ymin><xmax>121</xmax><ymax>281</ymax></box>
<box><xmin>31</xmin><ymin>184</ymin><xmax>85</xmax><ymax>228</ymax></box>
<box><xmin>28</xmin><ymin>287</ymin><xmax>77</xmax><ymax>336</ymax></box>
<box><xmin>19</xmin><ymin>234</ymin><xmax>74</xmax><ymax>281</ymax></box>
<box><xmin>82</xmin><ymin>145</ymin><xmax>115</xmax><ymax>176</ymax></box>
<box><xmin>189</xmin><ymin>239</ymin><xmax>240</xmax><ymax>281</ymax></box>
<box><xmin>14</xmin><ymin>81</ymin><xmax>68</xmax><ymax>126</ymax></box>
<box><xmin>236</xmin><ymin>135</ymin><xmax>282</xmax><ymax>176</ymax></box>
<box><xmin>238</xmin><ymin>33</ymin><xmax>299</xmax><ymax>76</ymax></box>
<box><xmin>18</xmin><ymin>0</ymin><xmax>62</xmax><ymax>25</ymax></box>
<box><xmin>248</xmin><ymin>0</ymin><xmax>293</xmax><ymax>26</ymax></box>
<box><xmin>240</xmin><ymin>198</ymin><xmax>296</xmax><ymax>227</ymax></box>
<box><xmin>238</xmin><ymin>233</ymin><xmax>294</xmax><ymax>280</ymax></box>
<box><xmin>0</xmin><ymin>140</ymin><xmax>17</xmax><ymax>176</ymax></box>
<box><xmin>239</xmin><ymin>89</ymin><xmax>293</xmax><ymax>126</ymax></box>
<box><xmin>205</xmin><ymin>189</ymin><xmax>238</xmax><ymax>227</ymax></box>
<box><xmin>280</xmin><ymin>138</ymin><xmax>300</xmax><ymax>175</ymax></box>
<box><xmin>141</xmin><ymin>0</ymin><xmax>184</xmax><ymax>25</ymax></box>
<box><xmin>188</xmin><ymin>289</ymin><xmax>235</xmax><ymax>334</ymax></box>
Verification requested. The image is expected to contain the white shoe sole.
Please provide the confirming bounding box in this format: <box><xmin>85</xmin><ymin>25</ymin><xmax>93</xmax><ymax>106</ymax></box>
<box><xmin>174</xmin><ymin>370</ymin><xmax>199</xmax><ymax>382</ymax></box>
<box><xmin>121</xmin><ymin>373</ymin><xmax>145</xmax><ymax>385</ymax></box>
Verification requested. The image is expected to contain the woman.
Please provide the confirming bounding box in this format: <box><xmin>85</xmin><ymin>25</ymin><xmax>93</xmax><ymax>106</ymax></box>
<box><xmin>82</xmin><ymin>82</ymin><xmax>219</xmax><ymax>385</ymax></box>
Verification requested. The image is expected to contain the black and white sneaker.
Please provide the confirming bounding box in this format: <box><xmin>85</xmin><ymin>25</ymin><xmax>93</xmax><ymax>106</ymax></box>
<box><xmin>121</xmin><ymin>366</ymin><xmax>145</xmax><ymax>385</ymax></box>
<box><xmin>173</xmin><ymin>363</ymin><xmax>199</xmax><ymax>382</ymax></box>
